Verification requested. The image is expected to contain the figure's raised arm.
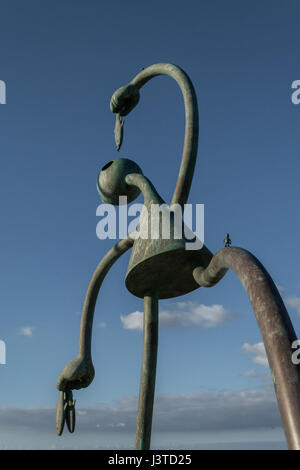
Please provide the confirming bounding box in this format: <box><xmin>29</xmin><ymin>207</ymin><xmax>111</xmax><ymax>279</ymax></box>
<box><xmin>110</xmin><ymin>63</ymin><xmax>199</xmax><ymax>209</ymax></box>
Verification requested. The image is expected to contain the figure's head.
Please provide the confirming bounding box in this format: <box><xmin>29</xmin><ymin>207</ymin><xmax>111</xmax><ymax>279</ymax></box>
<box><xmin>97</xmin><ymin>157</ymin><xmax>143</xmax><ymax>205</ymax></box>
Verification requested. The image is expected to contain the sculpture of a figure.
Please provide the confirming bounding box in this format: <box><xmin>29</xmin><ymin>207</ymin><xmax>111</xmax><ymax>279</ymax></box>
<box><xmin>224</xmin><ymin>233</ymin><xmax>231</xmax><ymax>247</ymax></box>
<box><xmin>56</xmin><ymin>63</ymin><xmax>300</xmax><ymax>450</ymax></box>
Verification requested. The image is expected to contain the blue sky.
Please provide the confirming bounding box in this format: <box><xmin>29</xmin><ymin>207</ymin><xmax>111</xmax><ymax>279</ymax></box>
<box><xmin>0</xmin><ymin>0</ymin><xmax>299</xmax><ymax>449</ymax></box>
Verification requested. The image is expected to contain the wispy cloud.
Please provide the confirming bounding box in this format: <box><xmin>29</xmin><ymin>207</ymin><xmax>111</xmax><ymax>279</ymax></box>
<box><xmin>241</xmin><ymin>342</ymin><xmax>269</xmax><ymax>367</ymax></box>
<box><xmin>98</xmin><ymin>322</ymin><xmax>107</xmax><ymax>329</ymax></box>
<box><xmin>0</xmin><ymin>386</ymin><xmax>281</xmax><ymax>434</ymax></box>
<box><xmin>241</xmin><ymin>369</ymin><xmax>260</xmax><ymax>377</ymax></box>
<box><xmin>121</xmin><ymin>302</ymin><xmax>236</xmax><ymax>331</ymax></box>
<box><xmin>284</xmin><ymin>297</ymin><xmax>300</xmax><ymax>315</ymax></box>
<box><xmin>240</xmin><ymin>369</ymin><xmax>270</xmax><ymax>380</ymax></box>
<box><xmin>18</xmin><ymin>326</ymin><xmax>34</xmax><ymax>337</ymax></box>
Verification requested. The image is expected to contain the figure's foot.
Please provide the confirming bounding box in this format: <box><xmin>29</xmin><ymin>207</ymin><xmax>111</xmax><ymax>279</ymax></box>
<box><xmin>56</xmin><ymin>356</ymin><xmax>95</xmax><ymax>391</ymax></box>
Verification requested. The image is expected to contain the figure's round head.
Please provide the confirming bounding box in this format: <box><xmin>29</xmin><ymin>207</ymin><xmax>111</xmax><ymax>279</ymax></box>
<box><xmin>97</xmin><ymin>158</ymin><xmax>143</xmax><ymax>205</ymax></box>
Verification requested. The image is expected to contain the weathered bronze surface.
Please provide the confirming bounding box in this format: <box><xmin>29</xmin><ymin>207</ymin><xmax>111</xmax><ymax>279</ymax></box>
<box><xmin>97</xmin><ymin>158</ymin><xmax>142</xmax><ymax>205</ymax></box>
<box><xmin>114</xmin><ymin>114</ymin><xmax>124</xmax><ymax>151</ymax></box>
<box><xmin>135</xmin><ymin>293</ymin><xmax>158</xmax><ymax>450</ymax></box>
<box><xmin>55</xmin><ymin>63</ymin><xmax>300</xmax><ymax>451</ymax></box>
<box><xmin>56</xmin><ymin>236</ymin><xmax>134</xmax><ymax>396</ymax></box>
<box><xmin>124</xmin><ymin>173</ymin><xmax>212</xmax><ymax>299</ymax></box>
<box><xmin>55</xmin><ymin>389</ymin><xmax>76</xmax><ymax>435</ymax></box>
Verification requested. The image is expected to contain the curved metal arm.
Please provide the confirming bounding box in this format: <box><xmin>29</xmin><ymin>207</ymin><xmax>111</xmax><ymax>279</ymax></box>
<box><xmin>56</xmin><ymin>235</ymin><xmax>134</xmax><ymax>435</ymax></box>
<box><xmin>193</xmin><ymin>246</ymin><xmax>300</xmax><ymax>450</ymax></box>
<box><xmin>110</xmin><ymin>63</ymin><xmax>199</xmax><ymax>209</ymax></box>
<box><xmin>56</xmin><ymin>234</ymin><xmax>134</xmax><ymax>392</ymax></box>
<box><xmin>78</xmin><ymin>234</ymin><xmax>134</xmax><ymax>358</ymax></box>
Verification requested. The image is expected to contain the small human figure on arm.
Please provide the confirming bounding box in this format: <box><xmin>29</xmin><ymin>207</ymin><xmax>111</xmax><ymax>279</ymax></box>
<box><xmin>224</xmin><ymin>233</ymin><xmax>232</xmax><ymax>247</ymax></box>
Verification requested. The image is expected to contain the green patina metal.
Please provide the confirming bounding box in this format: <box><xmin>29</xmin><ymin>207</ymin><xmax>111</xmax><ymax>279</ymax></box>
<box><xmin>56</xmin><ymin>63</ymin><xmax>300</xmax><ymax>450</ymax></box>
<box><xmin>124</xmin><ymin>172</ymin><xmax>212</xmax><ymax>299</ymax></box>
<box><xmin>114</xmin><ymin>113</ymin><xmax>124</xmax><ymax>151</ymax></box>
<box><xmin>135</xmin><ymin>293</ymin><xmax>158</xmax><ymax>450</ymax></box>
<box><xmin>56</xmin><ymin>389</ymin><xmax>76</xmax><ymax>435</ymax></box>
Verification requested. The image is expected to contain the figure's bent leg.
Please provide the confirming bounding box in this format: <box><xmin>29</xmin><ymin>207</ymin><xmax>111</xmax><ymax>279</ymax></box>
<box><xmin>193</xmin><ymin>246</ymin><xmax>300</xmax><ymax>450</ymax></box>
<box><xmin>135</xmin><ymin>292</ymin><xmax>159</xmax><ymax>450</ymax></box>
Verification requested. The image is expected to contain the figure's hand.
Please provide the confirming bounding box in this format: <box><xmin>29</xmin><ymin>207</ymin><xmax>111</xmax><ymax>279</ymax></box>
<box><xmin>56</xmin><ymin>356</ymin><xmax>95</xmax><ymax>391</ymax></box>
<box><xmin>110</xmin><ymin>83</ymin><xmax>140</xmax><ymax>116</ymax></box>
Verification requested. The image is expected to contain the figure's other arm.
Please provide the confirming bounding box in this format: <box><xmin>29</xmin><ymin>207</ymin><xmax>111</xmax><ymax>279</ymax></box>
<box><xmin>193</xmin><ymin>246</ymin><xmax>300</xmax><ymax>450</ymax></box>
<box><xmin>56</xmin><ymin>234</ymin><xmax>134</xmax><ymax>392</ymax></box>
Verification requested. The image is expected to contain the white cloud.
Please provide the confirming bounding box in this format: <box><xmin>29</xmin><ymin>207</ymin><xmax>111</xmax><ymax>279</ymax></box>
<box><xmin>284</xmin><ymin>297</ymin><xmax>300</xmax><ymax>315</ymax></box>
<box><xmin>18</xmin><ymin>326</ymin><xmax>34</xmax><ymax>337</ymax></box>
<box><xmin>242</xmin><ymin>342</ymin><xmax>269</xmax><ymax>367</ymax></box>
<box><xmin>98</xmin><ymin>322</ymin><xmax>107</xmax><ymax>328</ymax></box>
<box><xmin>174</xmin><ymin>301</ymin><xmax>235</xmax><ymax>327</ymax></box>
<box><xmin>121</xmin><ymin>311</ymin><xmax>143</xmax><ymax>330</ymax></box>
<box><xmin>121</xmin><ymin>302</ymin><xmax>235</xmax><ymax>331</ymax></box>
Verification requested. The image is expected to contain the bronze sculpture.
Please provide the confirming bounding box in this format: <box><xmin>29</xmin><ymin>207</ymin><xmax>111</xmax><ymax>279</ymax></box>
<box><xmin>56</xmin><ymin>63</ymin><xmax>300</xmax><ymax>450</ymax></box>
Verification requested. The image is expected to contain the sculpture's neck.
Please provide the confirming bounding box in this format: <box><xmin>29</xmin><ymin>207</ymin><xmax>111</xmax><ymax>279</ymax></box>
<box><xmin>129</xmin><ymin>63</ymin><xmax>199</xmax><ymax>209</ymax></box>
<box><xmin>125</xmin><ymin>173</ymin><xmax>164</xmax><ymax>207</ymax></box>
